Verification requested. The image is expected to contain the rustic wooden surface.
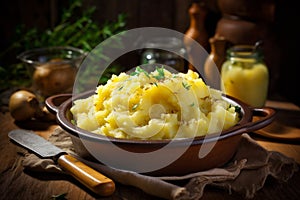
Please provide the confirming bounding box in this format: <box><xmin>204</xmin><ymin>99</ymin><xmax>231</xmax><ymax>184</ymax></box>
<box><xmin>0</xmin><ymin>100</ymin><xmax>300</xmax><ymax>200</ymax></box>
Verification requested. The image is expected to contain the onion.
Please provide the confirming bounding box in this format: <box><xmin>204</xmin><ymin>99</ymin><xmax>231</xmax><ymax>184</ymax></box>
<box><xmin>33</xmin><ymin>59</ymin><xmax>77</xmax><ymax>97</ymax></box>
<box><xmin>8</xmin><ymin>90</ymin><xmax>43</xmax><ymax>121</ymax></box>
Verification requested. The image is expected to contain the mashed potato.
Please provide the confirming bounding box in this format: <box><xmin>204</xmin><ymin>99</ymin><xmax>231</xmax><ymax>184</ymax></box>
<box><xmin>70</xmin><ymin>67</ymin><xmax>240</xmax><ymax>139</ymax></box>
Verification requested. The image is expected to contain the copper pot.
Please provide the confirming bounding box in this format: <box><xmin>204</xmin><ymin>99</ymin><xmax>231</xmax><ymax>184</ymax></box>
<box><xmin>45</xmin><ymin>91</ymin><xmax>275</xmax><ymax>176</ymax></box>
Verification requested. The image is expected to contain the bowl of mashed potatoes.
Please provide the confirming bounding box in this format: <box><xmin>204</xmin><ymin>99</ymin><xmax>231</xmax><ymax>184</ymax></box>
<box><xmin>46</xmin><ymin>66</ymin><xmax>275</xmax><ymax>176</ymax></box>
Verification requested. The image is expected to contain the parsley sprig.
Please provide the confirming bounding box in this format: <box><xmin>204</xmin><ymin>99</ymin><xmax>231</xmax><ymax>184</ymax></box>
<box><xmin>130</xmin><ymin>66</ymin><xmax>150</xmax><ymax>78</ymax></box>
<box><xmin>152</xmin><ymin>66</ymin><xmax>165</xmax><ymax>80</ymax></box>
<box><xmin>130</xmin><ymin>66</ymin><xmax>166</xmax><ymax>81</ymax></box>
<box><xmin>229</xmin><ymin>104</ymin><xmax>242</xmax><ymax>115</ymax></box>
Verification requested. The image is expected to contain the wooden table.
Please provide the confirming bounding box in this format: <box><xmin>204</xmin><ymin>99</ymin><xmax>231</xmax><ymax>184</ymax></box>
<box><xmin>1</xmin><ymin>100</ymin><xmax>300</xmax><ymax>200</ymax></box>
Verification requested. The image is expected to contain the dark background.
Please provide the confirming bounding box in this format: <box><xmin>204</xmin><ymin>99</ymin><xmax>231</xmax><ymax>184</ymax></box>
<box><xmin>0</xmin><ymin>0</ymin><xmax>299</xmax><ymax>106</ymax></box>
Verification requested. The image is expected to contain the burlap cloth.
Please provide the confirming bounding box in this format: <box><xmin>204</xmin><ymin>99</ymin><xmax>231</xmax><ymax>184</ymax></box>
<box><xmin>22</xmin><ymin>127</ymin><xmax>298</xmax><ymax>200</ymax></box>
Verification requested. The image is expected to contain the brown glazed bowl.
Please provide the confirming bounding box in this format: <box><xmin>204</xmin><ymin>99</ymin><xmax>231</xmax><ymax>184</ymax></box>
<box><xmin>45</xmin><ymin>91</ymin><xmax>276</xmax><ymax>176</ymax></box>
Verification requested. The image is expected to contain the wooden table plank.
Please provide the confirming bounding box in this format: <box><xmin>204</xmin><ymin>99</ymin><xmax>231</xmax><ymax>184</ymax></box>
<box><xmin>1</xmin><ymin>99</ymin><xmax>300</xmax><ymax>200</ymax></box>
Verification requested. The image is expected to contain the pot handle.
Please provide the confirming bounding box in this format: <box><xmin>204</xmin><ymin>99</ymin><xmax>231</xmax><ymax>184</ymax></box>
<box><xmin>222</xmin><ymin>107</ymin><xmax>276</xmax><ymax>140</ymax></box>
<box><xmin>232</xmin><ymin>107</ymin><xmax>276</xmax><ymax>135</ymax></box>
<box><xmin>244</xmin><ymin>107</ymin><xmax>276</xmax><ymax>132</ymax></box>
<box><xmin>45</xmin><ymin>93</ymin><xmax>72</xmax><ymax>114</ymax></box>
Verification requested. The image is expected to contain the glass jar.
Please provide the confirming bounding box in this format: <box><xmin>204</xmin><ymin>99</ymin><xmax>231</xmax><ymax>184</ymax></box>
<box><xmin>17</xmin><ymin>46</ymin><xmax>85</xmax><ymax>99</ymax></box>
<box><xmin>140</xmin><ymin>37</ymin><xmax>186</xmax><ymax>72</ymax></box>
<box><xmin>221</xmin><ymin>45</ymin><xmax>269</xmax><ymax>107</ymax></box>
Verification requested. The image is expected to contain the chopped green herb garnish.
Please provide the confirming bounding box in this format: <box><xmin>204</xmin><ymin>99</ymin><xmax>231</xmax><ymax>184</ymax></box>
<box><xmin>132</xmin><ymin>103</ymin><xmax>139</xmax><ymax>111</ymax></box>
<box><xmin>234</xmin><ymin>105</ymin><xmax>241</xmax><ymax>113</ymax></box>
<box><xmin>229</xmin><ymin>104</ymin><xmax>241</xmax><ymax>114</ymax></box>
<box><xmin>182</xmin><ymin>82</ymin><xmax>191</xmax><ymax>90</ymax></box>
<box><xmin>118</xmin><ymin>86</ymin><xmax>124</xmax><ymax>91</ymax></box>
<box><xmin>130</xmin><ymin>71</ymin><xmax>139</xmax><ymax>76</ymax></box>
<box><xmin>190</xmin><ymin>102</ymin><xmax>195</xmax><ymax>107</ymax></box>
<box><xmin>71</xmin><ymin>119</ymin><xmax>76</xmax><ymax>125</ymax></box>
<box><xmin>130</xmin><ymin>66</ymin><xmax>150</xmax><ymax>78</ymax></box>
<box><xmin>152</xmin><ymin>66</ymin><xmax>165</xmax><ymax>80</ymax></box>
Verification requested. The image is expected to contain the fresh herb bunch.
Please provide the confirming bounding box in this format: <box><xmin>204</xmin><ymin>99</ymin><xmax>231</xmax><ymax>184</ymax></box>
<box><xmin>0</xmin><ymin>0</ymin><xmax>127</xmax><ymax>91</ymax></box>
<box><xmin>11</xmin><ymin>0</ymin><xmax>126</xmax><ymax>52</ymax></box>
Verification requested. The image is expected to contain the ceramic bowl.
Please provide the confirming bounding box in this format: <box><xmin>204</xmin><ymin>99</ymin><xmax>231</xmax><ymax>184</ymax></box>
<box><xmin>46</xmin><ymin>91</ymin><xmax>276</xmax><ymax>176</ymax></box>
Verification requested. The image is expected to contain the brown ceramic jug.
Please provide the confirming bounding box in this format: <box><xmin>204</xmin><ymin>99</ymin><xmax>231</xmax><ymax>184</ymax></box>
<box><xmin>213</xmin><ymin>0</ymin><xmax>279</xmax><ymax>96</ymax></box>
<box><xmin>214</xmin><ymin>17</ymin><xmax>268</xmax><ymax>45</ymax></box>
<box><xmin>184</xmin><ymin>0</ymin><xmax>209</xmax><ymax>71</ymax></box>
<box><xmin>203</xmin><ymin>36</ymin><xmax>229</xmax><ymax>89</ymax></box>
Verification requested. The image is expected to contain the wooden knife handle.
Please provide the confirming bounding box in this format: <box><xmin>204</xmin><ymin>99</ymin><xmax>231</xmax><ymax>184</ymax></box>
<box><xmin>57</xmin><ymin>154</ymin><xmax>115</xmax><ymax>196</ymax></box>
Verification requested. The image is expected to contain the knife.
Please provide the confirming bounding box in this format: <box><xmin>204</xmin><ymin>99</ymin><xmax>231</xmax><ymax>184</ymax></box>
<box><xmin>8</xmin><ymin>129</ymin><xmax>115</xmax><ymax>196</ymax></box>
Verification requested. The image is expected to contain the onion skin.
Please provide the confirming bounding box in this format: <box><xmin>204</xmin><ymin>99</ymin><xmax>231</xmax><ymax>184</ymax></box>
<box><xmin>9</xmin><ymin>90</ymin><xmax>42</xmax><ymax>121</ymax></box>
<box><xmin>33</xmin><ymin>60</ymin><xmax>77</xmax><ymax>97</ymax></box>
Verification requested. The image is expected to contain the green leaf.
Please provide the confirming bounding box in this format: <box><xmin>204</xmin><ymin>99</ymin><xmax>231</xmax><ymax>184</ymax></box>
<box><xmin>152</xmin><ymin>66</ymin><xmax>165</xmax><ymax>80</ymax></box>
<box><xmin>0</xmin><ymin>0</ymin><xmax>127</xmax><ymax>90</ymax></box>
<box><xmin>130</xmin><ymin>66</ymin><xmax>150</xmax><ymax>78</ymax></box>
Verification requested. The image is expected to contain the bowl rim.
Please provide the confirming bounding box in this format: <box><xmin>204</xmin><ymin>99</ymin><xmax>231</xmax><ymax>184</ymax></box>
<box><xmin>17</xmin><ymin>46</ymin><xmax>86</xmax><ymax>66</ymax></box>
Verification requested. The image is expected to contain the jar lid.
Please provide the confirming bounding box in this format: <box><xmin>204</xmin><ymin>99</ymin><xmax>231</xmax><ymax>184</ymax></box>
<box><xmin>227</xmin><ymin>44</ymin><xmax>263</xmax><ymax>60</ymax></box>
<box><xmin>17</xmin><ymin>46</ymin><xmax>86</xmax><ymax>66</ymax></box>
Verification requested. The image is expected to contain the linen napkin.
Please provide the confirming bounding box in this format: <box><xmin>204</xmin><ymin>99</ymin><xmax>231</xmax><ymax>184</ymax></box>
<box><xmin>22</xmin><ymin>127</ymin><xmax>298</xmax><ymax>200</ymax></box>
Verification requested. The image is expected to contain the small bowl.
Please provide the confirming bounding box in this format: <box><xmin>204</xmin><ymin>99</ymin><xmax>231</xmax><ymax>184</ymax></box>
<box><xmin>46</xmin><ymin>91</ymin><xmax>276</xmax><ymax>176</ymax></box>
<box><xmin>17</xmin><ymin>46</ymin><xmax>86</xmax><ymax>98</ymax></box>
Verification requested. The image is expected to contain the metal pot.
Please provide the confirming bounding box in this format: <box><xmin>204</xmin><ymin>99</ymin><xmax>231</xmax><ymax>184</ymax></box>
<box><xmin>45</xmin><ymin>91</ymin><xmax>275</xmax><ymax>176</ymax></box>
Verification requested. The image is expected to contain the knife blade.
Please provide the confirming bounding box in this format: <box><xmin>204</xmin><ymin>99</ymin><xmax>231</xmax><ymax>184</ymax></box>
<box><xmin>8</xmin><ymin>129</ymin><xmax>115</xmax><ymax>196</ymax></box>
